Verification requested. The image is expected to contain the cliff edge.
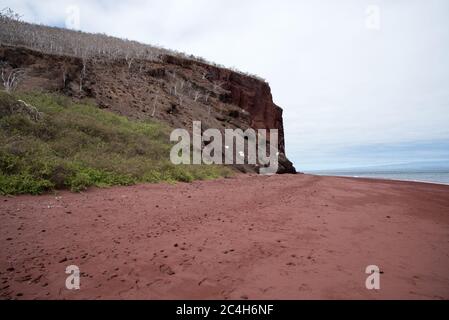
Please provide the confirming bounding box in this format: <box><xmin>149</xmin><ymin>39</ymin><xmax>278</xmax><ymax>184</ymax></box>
<box><xmin>0</xmin><ymin>44</ymin><xmax>296</xmax><ymax>173</ymax></box>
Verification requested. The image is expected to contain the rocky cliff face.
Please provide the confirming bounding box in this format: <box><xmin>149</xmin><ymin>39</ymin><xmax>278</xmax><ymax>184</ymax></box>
<box><xmin>0</xmin><ymin>45</ymin><xmax>296</xmax><ymax>173</ymax></box>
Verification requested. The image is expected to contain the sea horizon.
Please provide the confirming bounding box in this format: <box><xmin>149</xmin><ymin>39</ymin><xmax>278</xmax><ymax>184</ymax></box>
<box><xmin>308</xmin><ymin>170</ymin><xmax>449</xmax><ymax>185</ymax></box>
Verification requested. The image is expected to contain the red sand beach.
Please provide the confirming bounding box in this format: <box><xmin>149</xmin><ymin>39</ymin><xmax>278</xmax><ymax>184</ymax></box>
<box><xmin>1</xmin><ymin>174</ymin><xmax>448</xmax><ymax>300</ymax></box>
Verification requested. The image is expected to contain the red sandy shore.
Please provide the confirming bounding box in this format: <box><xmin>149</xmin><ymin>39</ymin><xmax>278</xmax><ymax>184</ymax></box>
<box><xmin>1</xmin><ymin>174</ymin><xmax>448</xmax><ymax>300</ymax></box>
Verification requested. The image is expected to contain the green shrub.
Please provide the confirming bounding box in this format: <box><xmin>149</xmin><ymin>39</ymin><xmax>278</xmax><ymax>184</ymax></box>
<box><xmin>0</xmin><ymin>91</ymin><xmax>233</xmax><ymax>195</ymax></box>
<box><xmin>0</xmin><ymin>173</ymin><xmax>54</xmax><ymax>195</ymax></box>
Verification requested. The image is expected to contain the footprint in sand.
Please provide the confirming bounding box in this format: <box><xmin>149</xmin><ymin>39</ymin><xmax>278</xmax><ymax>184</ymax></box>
<box><xmin>159</xmin><ymin>264</ymin><xmax>175</xmax><ymax>276</ymax></box>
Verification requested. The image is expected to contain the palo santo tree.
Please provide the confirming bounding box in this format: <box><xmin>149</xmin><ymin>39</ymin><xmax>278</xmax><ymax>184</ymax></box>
<box><xmin>0</xmin><ymin>62</ymin><xmax>25</xmax><ymax>93</ymax></box>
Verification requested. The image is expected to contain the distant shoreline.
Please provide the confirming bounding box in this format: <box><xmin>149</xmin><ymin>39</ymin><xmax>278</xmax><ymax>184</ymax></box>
<box><xmin>308</xmin><ymin>173</ymin><xmax>449</xmax><ymax>186</ymax></box>
<box><xmin>305</xmin><ymin>172</ymin><xmax>449</xmax><ymax>186</ymax></box>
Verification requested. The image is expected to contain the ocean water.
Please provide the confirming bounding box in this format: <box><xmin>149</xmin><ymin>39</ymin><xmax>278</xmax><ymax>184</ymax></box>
<box><xmin>313</xmin><ymin>171</ymin><xmax>449</xmax><ymax>185</ymax></box>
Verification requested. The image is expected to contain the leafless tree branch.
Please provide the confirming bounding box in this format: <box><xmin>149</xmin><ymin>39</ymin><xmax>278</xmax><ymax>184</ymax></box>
<box><xmin>1</xmin><ymin>62</ymin><xmax>25</xmax><ymax>93</ymax></box>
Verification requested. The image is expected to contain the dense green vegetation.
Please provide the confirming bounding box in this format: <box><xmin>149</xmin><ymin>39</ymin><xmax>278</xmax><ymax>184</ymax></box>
<box><xmin>0</xmin><ymin>91</ymin><xmax>232</xmax><ymax>195</ymax></box>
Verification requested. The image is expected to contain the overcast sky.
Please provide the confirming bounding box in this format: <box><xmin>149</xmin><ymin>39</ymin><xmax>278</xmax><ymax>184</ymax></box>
<box><xmin>4</xmin><ymin>0</ymin><xmax>449</xmax><ymax>170</ymax></box>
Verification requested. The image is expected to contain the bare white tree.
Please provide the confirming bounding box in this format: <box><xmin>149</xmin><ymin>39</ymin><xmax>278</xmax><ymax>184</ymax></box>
<box><xmin>125</xmin><ymin>51</ymin><xmax>134</xmax><ymax>70</ymax></box>
<box><xmin>213</xmin><ymin>81</ymin><xmax>225</xmax><ymax>92</ymax></box>
<box><xmin>1</xmin><ymin>63</ymin><xmax>24</xmax><ymax>93</ymax></box>
<box><xmin>173</xmin><ymin>84</ymin><xmax>178</xmax><ymax>96</ymax></box>
<box><xmin>0</xmin><ymin>8</ymin><xmax>167</xmax><ymax>70</ymax></box>
<box><xmin>151</xmin><ymin>93</ymin><xmax>159</xmax><ymax>117</ymax></box>
<box><xmin>16</xmin><ymin>99</ymin><xmax>42</xmax><ymax>121</ymax></box>
<box><xmin>61</xmin><ymin>65</ymin><xmax>68</xmax><ymax>88</ymax></box>
<box><xmin>138</xmin><ymin>61</ymin><xmax>145</xmax><ymax>73</ymax></box>
<box><xmin>194</xmin><ymin>91</ymin><xmax>201</xmax><ymax>102</ymax></box>
<box><xmin>78</xmin><ymin>49</ymin><xmax>90</xmax><ymax>92</ymax></box>
<box><xmin>0</xmin><ymin>8</ymin><xmax>268</xmax><ymax>82</ymax></box>
<box><xmin>179</xmin><ymin>79</ymin><xmax>185</xmax><ymax>90</ymax></box>
<box><xmin>0</xmin><ymin>7</ymin><xmax>21</xmax><ymax>21</ymax></box>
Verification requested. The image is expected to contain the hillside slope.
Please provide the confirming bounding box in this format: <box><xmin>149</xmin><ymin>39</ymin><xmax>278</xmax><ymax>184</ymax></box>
<box><xmin>0</xmin><ymin>91</ymin><xmax>232</xmax><ymax>195</ymax></box>
<box><xmin>0</xmin><ymin>12</ymin><xmax>295</xmax><ymax>173</ymax></box>
<box><xmin>0</xmin><ymin>45</ymin><xmax>296</xmax><ymax>173</ymax></box>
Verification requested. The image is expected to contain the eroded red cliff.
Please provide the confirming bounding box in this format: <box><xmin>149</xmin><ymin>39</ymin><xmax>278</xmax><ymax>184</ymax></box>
<box><xmin>0</xmin><ymin>45</ymin><xmax>296</xmax><ymax>173</ymax></box>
